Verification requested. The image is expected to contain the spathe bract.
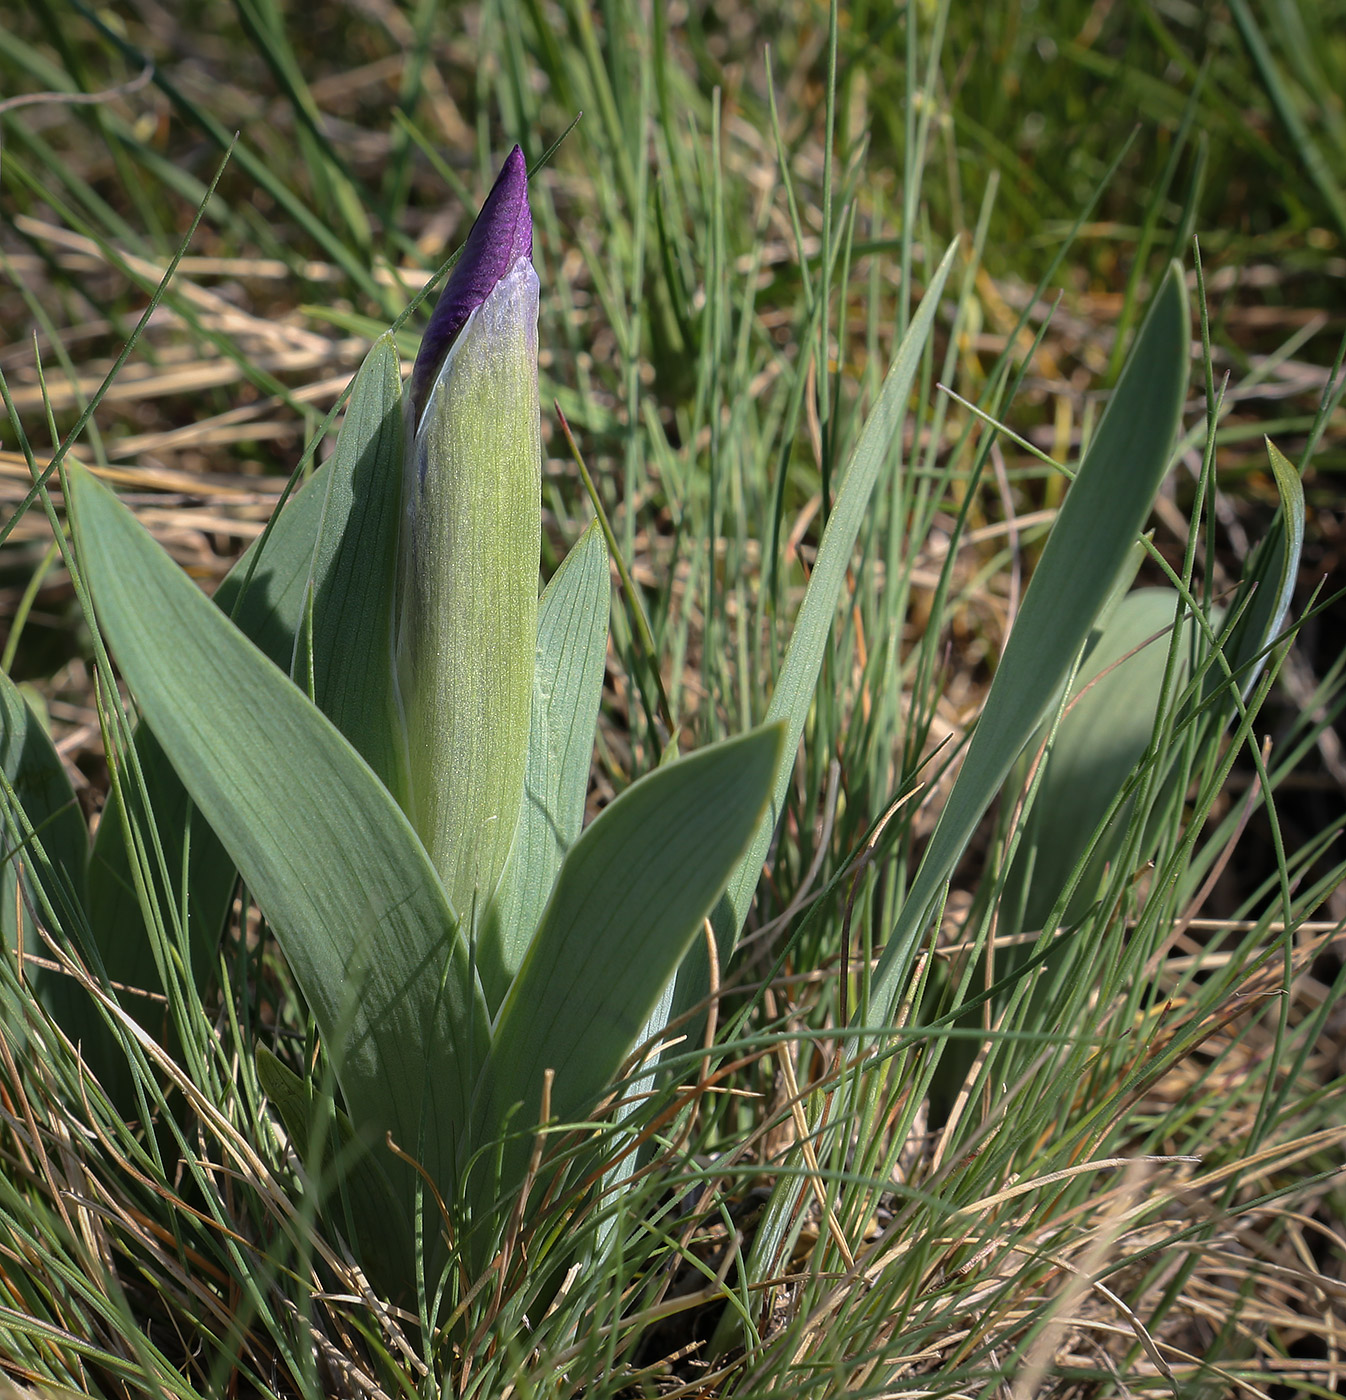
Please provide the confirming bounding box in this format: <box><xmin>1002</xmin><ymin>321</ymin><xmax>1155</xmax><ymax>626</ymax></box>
<box><xmin>397</xmin><ymin>144</ymin><xmax>541</xmax><ymax>921</ymax></box>
<box><xmin>408</xmin><ymin>144</ymin><xmax>533</xmax><ymax>427</ymax></box>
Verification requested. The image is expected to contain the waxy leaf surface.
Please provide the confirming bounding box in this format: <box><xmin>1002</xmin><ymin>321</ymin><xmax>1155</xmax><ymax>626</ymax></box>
<box><xmin>70</xmin><ymin>466</ymin><xmax>488</xmax><ymax>1229</ymax></box>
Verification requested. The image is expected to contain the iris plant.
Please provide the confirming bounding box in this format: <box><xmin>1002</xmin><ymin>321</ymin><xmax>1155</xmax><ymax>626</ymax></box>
<box><xmin>24</xmin><ymin>141</ymin><xmax>1233</xmax><ymax>1313</ymax></box>
<box><xmin>56</xmin><ymin>147</ymin><xmax>784</xmax><ymax>1294</ymax></box>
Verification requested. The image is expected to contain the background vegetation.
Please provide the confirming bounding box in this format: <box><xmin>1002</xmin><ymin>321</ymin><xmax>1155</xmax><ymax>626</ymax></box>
<box><xmin>0</xmin><ymin>0</ymin><xmax>1343</xmax><ymax>1395</ymax></box>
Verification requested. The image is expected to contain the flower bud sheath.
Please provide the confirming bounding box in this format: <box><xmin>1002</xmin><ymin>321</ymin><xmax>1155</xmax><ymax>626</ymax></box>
<box><xmin>397</xmin><ymin>146</ymin><xmax>540</xmax><ymax>922</ymax></box>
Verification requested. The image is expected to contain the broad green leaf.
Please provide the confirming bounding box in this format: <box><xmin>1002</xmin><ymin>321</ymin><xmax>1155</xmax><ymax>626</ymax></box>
<box><xmin>85</xmin><ymin>336</ymin><xmax>406</xmax><ymax>1095</ymax></box>
<box><xmin>69</xmin><ymin>466</ymin><xmax>488</xmax><ymax>1235</ymax></box>
<box><xmin>945</xmin><ymin>476</ymin><xmax>1297</xmax><ymax>1086</ymax></box>
<box><xmin>0</xmin><ymin>673</ymin><xmax>88</xmax><ymax>1028</ymax></box>
<box><xmin>1000</xmin><ymin>587</ymin><xmax>1195</xmax><ymax>940</ymax></box>
<box><xmin>474</xmin><ymin>722</ymin><xmax>785</xmax><ymax>1200</ymax></box>
<box><xmin>929</xmin><ymin>587</ymin><xmax>1206</xmax><ymax>1114</ymax></box>
<box><xmin>479</xmin><ymin>521</ymin><xmax>610</xmax><ymax>1011</ymax></box>
<box><xmin>217</xmin><ymin>461</ymin><xmax>333</xmax><ymax>662</ymax></box>
<box><xmin>869</xmin><ymin>260</ymin><xmax>1190</xmax><ymax>1024</ymax></box>
<box><xmin>1208</xmin><ymin>437</ymin><xmax>1304</xmax><ymax>705</ymax></box>
<box><xmin>671</xmin><ymin>238</ymin><xmax>961</xmax><ymax>1025</ymax></box>
<box><xmin>931</xmin><ymin>560</ymin><xmax>1262</xmax><ymax>1113</ymax></box>
<box><xmin>291</xmin><ymin>333</ymin><xmax>407</xmax><ymax>797</ymax></box>
<box><xmin>255</xmin><ymin>1044</ymin><xmax>413</xmax><ymax>1289</ymax></box>
<box><xmin>83</xmin><ymin>471</ymin><xmax>329</xmax><ymax>1098</ymax></box>
<box><xmin>256</xmin><ymin>1042</ymin><xmax>336</xmax><ymax>1163</ymax></box>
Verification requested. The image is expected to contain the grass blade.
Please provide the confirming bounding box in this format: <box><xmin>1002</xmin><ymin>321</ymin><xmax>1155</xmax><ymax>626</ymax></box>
<box><xmin>673</xmin><ymin>237</ymin><xmax>961</xmax><ymax>1026</ymax></box>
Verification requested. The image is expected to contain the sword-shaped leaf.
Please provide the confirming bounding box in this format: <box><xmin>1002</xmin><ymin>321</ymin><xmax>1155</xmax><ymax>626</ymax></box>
<box><xmin>1208</xmin><ymin>437</ymin><xmax>1305</xmax><ymax>705</ymax></box>
<box><xmin>0</xmin><ymin>673</ymin><xmax>88</xmax><ymax>1030</ymax></box>
<box><xmin>255</xmin><ymin>1044</ymin><xmax>414</xmax><ymax>1289</ymax></box>
<box><xmin>84</xmin><ymin>336</ymin><xmax>406</xmax><ymax>1099</ymax></box>
<box><xmin>291</xmin><ymin>332</ymin><xmax>406</xmax><ymax>796</ymax></box>
<box><xmin>869</xmin><ymin>260</ymin><xmax>1191</xmax><ymax>1024</ymax></box>
<box><xmin>69</xmin><ymin>465</ymin><xmax>488</xmax><ymax>1237</ymax></box>
<box><xmin>474</xmin><ymin>722</ymin><xmax>784</xmax><ymax>1201</ymax></box>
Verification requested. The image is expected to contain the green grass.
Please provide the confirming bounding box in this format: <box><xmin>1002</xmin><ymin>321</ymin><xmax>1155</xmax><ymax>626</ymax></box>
<box><xmin>1</xmin><ymin>0</ymin><xmax>1344</xmax><ymax>1395</ymax></box>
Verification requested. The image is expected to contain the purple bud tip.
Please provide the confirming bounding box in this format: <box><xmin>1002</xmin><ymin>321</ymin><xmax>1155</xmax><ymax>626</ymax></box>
<box><xmin>409</xmin><ymin>145</ymin><xmax>532</xmax><ymax>423</ymax></box>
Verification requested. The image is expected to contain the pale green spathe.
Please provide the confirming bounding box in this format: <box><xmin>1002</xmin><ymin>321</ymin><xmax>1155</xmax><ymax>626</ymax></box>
<box><xmin>397</xmin><ymin>257</ymin><xmax>542</xmax><ymax>923</ymax></box>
